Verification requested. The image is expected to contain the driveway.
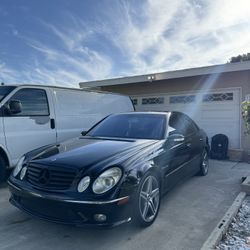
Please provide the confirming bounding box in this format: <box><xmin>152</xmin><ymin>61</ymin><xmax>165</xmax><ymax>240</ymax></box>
<box><xmin>1</xmin><ymin>160</ymin><xmax>250</xmax><ymax>250</ymax></box>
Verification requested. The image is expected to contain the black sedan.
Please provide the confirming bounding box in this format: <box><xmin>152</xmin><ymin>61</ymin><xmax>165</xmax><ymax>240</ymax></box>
<box><xmin>8</xmin><ymin>111</ymin><xmax>209</xmax><ymax>227</ymax></box>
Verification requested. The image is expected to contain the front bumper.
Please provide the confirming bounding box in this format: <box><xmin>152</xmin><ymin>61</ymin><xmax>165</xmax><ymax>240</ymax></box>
<box><xmin>8</xmin><ymin>180</ymin><xmax>133</xmax><ymax>227</ymax></box>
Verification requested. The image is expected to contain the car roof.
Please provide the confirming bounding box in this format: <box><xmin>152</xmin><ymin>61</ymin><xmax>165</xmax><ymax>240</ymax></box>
<box><xmin>112</xmin><ymin>111</ymin><xmax>171</xmax><ymax>116</ymax></box>
<box><xmin>0</xmin><ymin>84</ymin><xmax>128</xmax><ymax>97</ymax></box>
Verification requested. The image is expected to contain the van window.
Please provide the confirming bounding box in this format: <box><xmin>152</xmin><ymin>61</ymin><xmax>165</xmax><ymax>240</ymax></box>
<box><xmin>9</xmin><ymin>88</ymin><xmax>49</xmax><ymax>116</ymax></box>
<box><xmin>0</xmin><ymin>86</ymin><xmax>16</xmax><ymax>101</ymax></box>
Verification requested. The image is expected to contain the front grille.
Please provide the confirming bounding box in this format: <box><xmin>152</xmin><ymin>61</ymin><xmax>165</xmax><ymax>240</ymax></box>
<box><xmin>26</xmin><ymin>164</ymin><xmax>77</xmax><ymax>190</ymax></box>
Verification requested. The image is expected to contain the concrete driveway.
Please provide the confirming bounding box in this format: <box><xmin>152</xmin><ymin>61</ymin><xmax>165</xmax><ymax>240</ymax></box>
<box><xmin>1</xmin><ymin>160</ymin><xmax>250</xmax><ymax>250</ymax></box>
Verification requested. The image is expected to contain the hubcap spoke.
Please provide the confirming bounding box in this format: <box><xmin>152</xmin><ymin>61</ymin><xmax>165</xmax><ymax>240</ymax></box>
<box><xmin>146</xmin><ymin>176</ymin><xmax>152</xmax><ymax>194</ymax></box>
<box><xmin>151</xmin><ymin>188</ymin><xmax>159</xmax><ymax>199</ymax></box>
<box><xmin>140</xmin><ymin>191</ymin><xmax>148</xmax><ymax>201</ymax></box>
<box><xmin>142</xmin><ymin>201</ymin><xmax>149</xmax><ymax>218</ymax></box>
<box><xmin>149</xmin><ymin>200</ymin><xmax>156</xmax><ymax>215</ymax></box>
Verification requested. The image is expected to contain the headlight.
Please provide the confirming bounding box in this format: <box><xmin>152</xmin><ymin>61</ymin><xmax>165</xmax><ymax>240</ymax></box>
<box><xmin>20</xmin><ymin>166</ymin><xmax>27</xmax><ymax>180</ymax></box>
<box><xmin>92</xmin><ymin>167</ymin><xmax>122</xmax><ymax>194</ymax></box>
<box><xmin>13</xmin><ymin>156</ymin><xmax>25</xmax><ymax>177</ymax></box>
<box><xmin>77</xmin><ymin>176</ymin><xmax>90</xmax><ymax>193</ymax></box>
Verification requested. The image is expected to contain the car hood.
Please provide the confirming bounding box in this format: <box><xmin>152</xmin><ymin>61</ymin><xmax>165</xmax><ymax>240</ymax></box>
<box><xmin>27</xmin><ymin>136</ymin><xmax>159</xmax><ymax>170</ymax></box>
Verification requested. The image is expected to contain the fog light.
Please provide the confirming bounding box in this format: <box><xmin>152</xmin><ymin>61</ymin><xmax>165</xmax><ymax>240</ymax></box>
<box><xmin>94</xmin><ymin>214</ymin><xmax>107</xmax><ymax>222</ymax></box>
<box><xmin>20</xmin><ymin>167</ymin><xmax>27</xmax><ymax>180</ymax></box>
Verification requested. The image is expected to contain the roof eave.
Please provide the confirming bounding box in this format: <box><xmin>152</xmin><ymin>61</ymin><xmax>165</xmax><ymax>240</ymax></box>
<box><xmin>79</xmin><ymin>61</ymin><xmax>250</xmax><ymax>88</ymax></box>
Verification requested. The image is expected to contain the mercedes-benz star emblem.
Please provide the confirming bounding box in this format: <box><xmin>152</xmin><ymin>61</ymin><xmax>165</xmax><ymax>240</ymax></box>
<box><xmin>38</xmin><ymin>169</ymin><xmax>50</xmax><ymax>185</ymax></box>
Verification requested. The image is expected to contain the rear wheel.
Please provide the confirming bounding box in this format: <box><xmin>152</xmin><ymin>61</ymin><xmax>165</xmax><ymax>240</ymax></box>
<box><xmin>0</xmin><ymin>156</ymin><xmax>7</xmax><ymax>183</ymax></box>
<box><xmin>199</xmin><ymin>148</ymin><xmax>209</xmax><ymax>176</ymax></box>
<box><xmin>134</xmin><ymin>172</ymin><xmax>161</xmax><ymax>227</ymax></box>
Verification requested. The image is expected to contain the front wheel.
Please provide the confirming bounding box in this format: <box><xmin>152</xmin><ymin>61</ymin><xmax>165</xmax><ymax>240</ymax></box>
<box><xmin>134</xmin><ymin>172</ymin><xmax>161</xmax><ymax>227</ymax></box>
<box><xmin>199</xmin><ymin>148</ymin><xmax>209</xmax><ymax>176</ymax></box>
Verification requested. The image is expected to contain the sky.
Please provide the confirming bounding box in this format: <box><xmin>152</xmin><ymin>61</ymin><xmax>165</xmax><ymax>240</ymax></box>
<box><xmin>1</xmin><ymin>0</ymin><xmax>250</xmax><ymax>87</ymax></box>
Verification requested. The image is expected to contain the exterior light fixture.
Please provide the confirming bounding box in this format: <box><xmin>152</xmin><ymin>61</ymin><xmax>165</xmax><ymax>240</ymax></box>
<box><xmin>147</xmin><ymin>75</ymin><xmax>156</xmax><ymax>82</ymax></box>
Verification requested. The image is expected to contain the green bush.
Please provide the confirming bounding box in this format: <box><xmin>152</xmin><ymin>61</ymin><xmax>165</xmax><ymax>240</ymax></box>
<box><xmin>242</xmin><ymin>100</ymin><xmax>250</xmax><ymax>135</ymax></box>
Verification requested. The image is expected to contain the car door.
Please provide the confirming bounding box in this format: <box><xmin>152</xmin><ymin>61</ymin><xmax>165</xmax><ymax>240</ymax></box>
<box><xmin>3</xmin><ymin>87</ymin><xmax>57</xmax><ymax>165</ymax></box>
<box><xmin>162</xmin><ymin>112</ymin><xmax>191</xmax><ymax>191</ymax></box>
<box><xmin>181</xmin><ymin>115</ymin><xmax>204</xmax><ymax>175</ymax></box>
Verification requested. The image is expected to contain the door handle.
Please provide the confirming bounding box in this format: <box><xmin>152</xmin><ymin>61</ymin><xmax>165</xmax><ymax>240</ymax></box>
<box><xmin>186</xmin><ymin>143</ymin><xmax>192</xmax><ymax>148</ymax></box>
<box><xmin>50</xmin><ymin>118</ymin><xmax>55</xmax><ymax>129</ymax></box>
<box><xmin>199</xmin><ymin>138</ymin><xmax>203</xmax><ymax>141</ymax></box>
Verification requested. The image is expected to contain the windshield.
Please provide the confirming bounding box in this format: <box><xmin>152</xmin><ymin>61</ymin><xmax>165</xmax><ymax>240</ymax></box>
<box><xmin>0</xmin><ymin>86</ymin><xmax>16</xmax><ymax>102</ymax></box>
<box><xmin>87</xmin><ymin>113</ymin><xmax>166</xmax><ymax>140</ymax></box>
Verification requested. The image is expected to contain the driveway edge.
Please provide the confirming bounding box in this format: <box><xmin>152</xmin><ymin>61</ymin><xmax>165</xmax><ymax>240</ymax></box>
<box><xmin>200</xmin><ymin>192</ymin><xmax>246</xmax><ymax>250</ymax></box>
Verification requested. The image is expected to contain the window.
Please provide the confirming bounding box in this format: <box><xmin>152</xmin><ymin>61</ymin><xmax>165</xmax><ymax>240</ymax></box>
<box><xmin>87</xmin><ymin>114</ymin><xmax>166</xmax><ymax>140</ymax></box>
<box><xmin>132</xmin><ymin>99</ymin><xmax>138</xmax><ymax>105</ymax></box>
<box><xmin>202</xmin><ymin>92</ymin><xmax>233</xmax><ymax>102</ymax></box>
<box><xmin>142</xmin><ymin>97</ymin><xmax>164</xmax><ymax>105</ymax></box>
<box><xmin>168</xmin><ymin>113</ymin><xmax>198</xmax><ymax>136</ymax></box>
<box><xmin>183</xmin><ymin>115</ymin><xmax>199</xmax><ymax>135</ymax></box>
<box><xmin>8</xmin><ymin>88</ymin><xmax>49</xmax><ymax>116</ymax></box>
<box><xmin>0</xmin><ymin>86</ymin><xmax>16</xmax><ymax>101</ymax></box>
<box><xmin>169</xmin><ymin>95</ymin><xmax>196</xmax><ymax>104</ymax></box>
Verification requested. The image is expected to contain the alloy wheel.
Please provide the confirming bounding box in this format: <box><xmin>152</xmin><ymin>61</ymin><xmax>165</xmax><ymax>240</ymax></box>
<box><xmin>139</xmin><ymin>175</ymin><xmax>160</xmax><ymax>222</ymax></box>
<box><xmin>202</xmin><ymin>151</ymin><xmax>209</xmax><ymax>174</ymax></box>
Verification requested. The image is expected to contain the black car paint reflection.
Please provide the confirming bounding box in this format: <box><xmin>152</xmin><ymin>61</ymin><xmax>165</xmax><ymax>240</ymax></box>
<box><xmin>8</xmin><ymin>112</ymin><xmax>209</xmax><ymax>227</ymax></box>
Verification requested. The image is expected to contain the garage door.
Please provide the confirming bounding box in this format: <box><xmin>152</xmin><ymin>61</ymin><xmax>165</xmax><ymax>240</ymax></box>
<box><xmin>131</xmin><ymin>89</ymin><xmax>240</xmax><ymax>149</ymax></box>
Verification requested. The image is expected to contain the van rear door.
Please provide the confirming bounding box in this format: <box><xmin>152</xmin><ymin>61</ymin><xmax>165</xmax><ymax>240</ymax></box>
<box><xmin>3</xmin><ymin>87</ymin><xmax>57</xmax><ymax>166</ymax></box>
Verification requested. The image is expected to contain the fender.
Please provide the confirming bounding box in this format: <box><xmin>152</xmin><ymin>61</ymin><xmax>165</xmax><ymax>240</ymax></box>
<box><xmin>125</xmin><ymin>161</ymin><xmax>163</xmax><ymax>191</ymax></box>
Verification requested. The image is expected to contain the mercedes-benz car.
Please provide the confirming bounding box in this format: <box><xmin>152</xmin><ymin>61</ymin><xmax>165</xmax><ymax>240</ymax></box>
<box><xmin>8</xmin><ymin>112</ymin><xmax>209</xmax><ymax>227</ymax></box>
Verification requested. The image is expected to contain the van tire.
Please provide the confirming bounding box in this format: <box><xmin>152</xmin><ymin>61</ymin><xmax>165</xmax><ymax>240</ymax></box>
<box><xmin>0</xmin><ymin>156</ymin><xmax>7</xmax><ymax>183</ymax></box>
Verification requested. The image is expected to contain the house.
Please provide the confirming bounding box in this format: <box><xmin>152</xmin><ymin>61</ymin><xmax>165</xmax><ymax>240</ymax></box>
<box><xmin>79</xmin><ymin>61</ymin><xmax>250</xmax><ymax>162</ymax></box>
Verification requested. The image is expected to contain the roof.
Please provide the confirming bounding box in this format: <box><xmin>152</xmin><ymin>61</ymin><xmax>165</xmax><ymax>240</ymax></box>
<box><xmin>79</xmin><ymin>61</ymin><xmax>250</xmax><ymax>88</ymax></box>
<box><xmin>1</xmin><ymin>84</ymin><xmax>126</xmax><ymax>96</ymax></box>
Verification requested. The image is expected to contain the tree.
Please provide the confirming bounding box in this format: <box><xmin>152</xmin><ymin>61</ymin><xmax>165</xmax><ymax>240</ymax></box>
<box><xmin>229</xmin><ymin>53</ymin><xmax>250</xmax><ymax>63</ymax></box>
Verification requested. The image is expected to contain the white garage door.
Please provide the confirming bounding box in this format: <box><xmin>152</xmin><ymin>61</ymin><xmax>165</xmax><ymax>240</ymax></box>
<box><xmin>132</xmin><ymin>88</ymin><xmax>240</xmax><ymax>149</ymax></box>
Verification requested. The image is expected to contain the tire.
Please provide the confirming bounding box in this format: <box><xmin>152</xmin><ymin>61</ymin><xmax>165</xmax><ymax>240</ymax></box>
<box><xmin>134</xmin><ymin>171</ymin><xmax>161</xmax><ymax>227</ymax></box>
<box><xmin>198</xmin><ymin>148</ymin><xmax>209</xmax><ymax>176</ymax></box>
<box><xmin>0</xmin><ymin>156</ymin><xmax>7</xmax><ymax>183</ymax></box>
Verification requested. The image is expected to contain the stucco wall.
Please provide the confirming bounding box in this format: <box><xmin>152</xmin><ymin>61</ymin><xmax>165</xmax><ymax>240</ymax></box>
<box><xmin>101</xmin><ymin>70</ymin><xmax>250</xmax><ymax>161</ymax></box>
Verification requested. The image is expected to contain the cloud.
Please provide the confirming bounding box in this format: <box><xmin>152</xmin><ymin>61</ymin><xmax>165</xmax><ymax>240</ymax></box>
<box><xmin>1</xmin><ymin>15</ymin><xmax>113</xmax><ymax>86</ymax></box>
<box><xmin>24</xmin><ymin>19</ymin><xmax>113</xmax><ymax>85</ymax></box>
<box><xmin>2</xmin><ymin>0</ymin><xmax>250</xmax><ymax>85</ymax></box>
<box><xmin>103</xmin><ymin>0</ymin><xmax>250</xmax><ymax>75</ymax></box>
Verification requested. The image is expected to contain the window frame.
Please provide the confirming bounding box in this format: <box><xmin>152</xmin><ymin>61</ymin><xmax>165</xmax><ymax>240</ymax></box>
<box><xmin>5</xmin><ymin>88</ymin><xmax>50</xmax><ymax>117</ymax></box>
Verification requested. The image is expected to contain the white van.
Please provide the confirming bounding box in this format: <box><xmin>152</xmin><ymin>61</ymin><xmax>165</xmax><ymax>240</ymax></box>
<box><xmin>0</xmin><ymin>85</ymin><xmax>134</xmax><ymax>182</ymax></box>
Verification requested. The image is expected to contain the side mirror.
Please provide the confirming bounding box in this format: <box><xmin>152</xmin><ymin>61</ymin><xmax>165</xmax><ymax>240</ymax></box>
<box><xmin>168</xmin><ymin>133</ymin><xmax>185</xmax><ymax>142</ymax></box>
<box><xmin>81</xmin><ymin>131</ymin><xmax>88</xmax><ymax>136</ymax></box>
<box><xmin>9</xmin><ymin>100</ymin><xmax>22</xmax><ymax>114</ymax></box>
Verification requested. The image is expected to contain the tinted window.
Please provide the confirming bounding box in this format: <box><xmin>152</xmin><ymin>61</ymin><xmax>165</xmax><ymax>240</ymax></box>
<box><xmin>168</xmin><ymin>113</ymin><xmax>198</xmax><ymax>136</ymax></box>
<box><xmin>87</xmin><ymin>114</ymin><xmax>166</xmax><ymax>140</ymax></box>
<box><xmin>184</xmin><ymin>116</ymin><xmax>198</xmax><ymax>135</ymax></box>
<box><xmin>9</xmin><ymin>88</ymin><xmax>49</xmax><ymax>116</ymax></box>
<box><xmin>0</xmin><ymin>86</ymin><xmax>16</xmax><ymax>101</ymax></box>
